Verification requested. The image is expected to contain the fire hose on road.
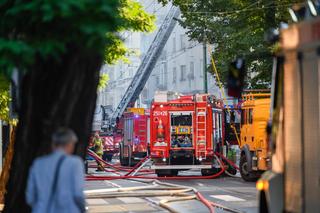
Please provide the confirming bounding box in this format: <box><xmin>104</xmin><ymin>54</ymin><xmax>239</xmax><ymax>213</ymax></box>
<box><xmin>87</xmin><ymin>149</ymin><xmax>239</xmax><ymax>180</ymax></box>
<box><xmin>87</xmin><ymin>149</ymin><xmax>226</xmax><ymax>180</ymax></box>
<box><xmin>86</xmin><ymin>150</ymin><xmax>243</xmax><ymax>212</ymax></box>
<box><xmin>85</xmin><ymin>179</ymin><xmax>216</xmax><ymax>213</ymax></box>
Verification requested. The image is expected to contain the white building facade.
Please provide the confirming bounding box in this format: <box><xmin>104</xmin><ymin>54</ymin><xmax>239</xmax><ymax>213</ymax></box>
<box><xmin>97</xmin><ymin>1</ymin><xmax>219</xmax><ymax>113</ymax></box>
<box><xmin>97</xmin><ymin>31</ymin><xmax>142</xmax><ymax>109</ymax></box>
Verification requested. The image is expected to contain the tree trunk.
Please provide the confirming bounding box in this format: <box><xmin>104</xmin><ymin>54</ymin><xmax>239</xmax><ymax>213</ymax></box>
<box><xmin>3</xmin><ymin>45</ymin><xmax>103</xmax><ymax>212</ymax></box>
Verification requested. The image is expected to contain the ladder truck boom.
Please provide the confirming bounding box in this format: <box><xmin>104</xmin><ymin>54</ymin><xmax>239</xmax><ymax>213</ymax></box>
<box><xmin>110</xmin><ymin>6</ymin><xmax>181</xmax><ymax>125</ymax></box>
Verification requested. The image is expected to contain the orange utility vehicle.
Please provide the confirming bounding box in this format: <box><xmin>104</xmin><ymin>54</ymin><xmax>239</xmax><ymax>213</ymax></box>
<box><xmin>239</xmin><ymin>91</ymin><xmax>271</xmax><ymax>181</ymax></box>
<box><xmin>149</xmin><ymin>92</ymin><xmax>227</xmax><ymax>177</ymax></box>
<box><xmin>118</xmin><ymin>108</ymin><xmax>149</xmax><ymax>166</ymax></box>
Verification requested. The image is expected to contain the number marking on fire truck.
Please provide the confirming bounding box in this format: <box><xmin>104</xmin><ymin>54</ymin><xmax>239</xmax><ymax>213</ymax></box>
<box><xmin>153</xmin><ymin>111</ymin><xmax>168</xmax><ymax>116</ymax></box>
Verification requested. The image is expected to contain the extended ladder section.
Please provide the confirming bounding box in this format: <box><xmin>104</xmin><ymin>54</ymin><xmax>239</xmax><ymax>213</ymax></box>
<box><xmin>111</xmin><ymin>6</ymin><xmax>181</xmax><ymax>124</ymax></box>
<box><xmin>196</xmin><ymin>108</ymin><xmax>207</xmax><ymax>159</ymax></box>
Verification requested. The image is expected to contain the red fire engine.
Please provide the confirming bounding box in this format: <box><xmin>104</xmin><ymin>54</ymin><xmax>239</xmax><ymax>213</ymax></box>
<box><xmin>150</xmin><ymin>92</ymin><xmax>225</xmax><ymax>177</ymax></box>
<box><xmin>119</xmin><ymin>108</ymin><xmax>150</xmax><ymax>166</ymax></box>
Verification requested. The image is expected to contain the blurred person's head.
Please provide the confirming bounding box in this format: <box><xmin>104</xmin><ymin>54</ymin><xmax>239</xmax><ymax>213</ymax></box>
<box><xmin>52</xmin><ymin>128</ymin><xmax>78</xmax><ymax>154</ymax></box>
<box><xmin>94</xmin><ymin>132</ymin><xmax>99</xmax><ymax>138</ymax></box>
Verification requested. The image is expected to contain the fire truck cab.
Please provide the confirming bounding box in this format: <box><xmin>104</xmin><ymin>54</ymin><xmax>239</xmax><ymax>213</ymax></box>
<box><xmin>150</xmin><ymin>92</ymin><xmax>224</xmax><ymax>177</ymax></box>
<box><xmin>119</xmin><ymin>108</ymin><xmax>149</xmax><ymax>166</ymax></box>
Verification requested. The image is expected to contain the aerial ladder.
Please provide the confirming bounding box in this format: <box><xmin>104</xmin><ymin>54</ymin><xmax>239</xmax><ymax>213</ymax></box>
<box><xmin>110</xmin><ymin>6</ymin><xmax>181</xmax><ymax>126</ymax></box>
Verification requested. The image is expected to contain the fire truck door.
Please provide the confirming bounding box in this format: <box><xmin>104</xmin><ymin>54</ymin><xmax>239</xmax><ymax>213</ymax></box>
<box><xmin>147</xmin><ymin>117</ymin><xmax>150</xmax><ymax>146</ymax></box>
<box><xmin>124</xmin><ymin>118</ymin><xmax>133</xmax><ymax>157</ymax></box>
<box><xmin>135</xmin><ymin>116</ymin><xmax>147</xmax><ymax>152</ymax></box>
<box><xmin>213</xmin><ymin>110</ymin><xmax>223</xmax><ymax>151</ymax></box>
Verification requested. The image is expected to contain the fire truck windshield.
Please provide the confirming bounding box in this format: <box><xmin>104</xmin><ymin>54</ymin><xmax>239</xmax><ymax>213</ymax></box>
<box><xmin>170</xmin><ymin>113</ymin><xmax>193</xmax><ymax>148</ymax></box>
<box><xmin>171</xmin><ymin>114</ymin><xmax>192</xmax><ymax>126</ymax></box>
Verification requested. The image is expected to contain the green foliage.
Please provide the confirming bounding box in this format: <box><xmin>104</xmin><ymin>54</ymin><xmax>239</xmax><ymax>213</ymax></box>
<box><xmin>98</xmin><ymin>73</ymin><xmax>110</xmax><ymax>91</ymax></box>
<box><xmin>0</xmin><ymin>0</ymin><xmax>155</xmax><ymax>121</ymax></box>
<box><xmin>105</xmin><ymin>0</ymin><xmax>155</xmax><ymax>64</ymax></box>
<box><xmin>0</xmin><ymin>0</ymin><xmax>155</xmax><ymax>74</ymax></box>
<box><xmin>0</xmin><ymin>0</ymin><xmax>122</xmax><ymax>74</ymax></box>
<box><xmin>105</xmin><ymin>33</ymin><xmax>129</xmax><ymax>64</ymax></box>
<box><xmin>0</xmin><ymin>74</ymin><xmax>10</xmax><ymax>122</ymax></box>
<box><xmin>159</xmin><ymin>0</ymin><xmax>304</xmax><ymax>88</ymax></box>
<box><xmin>119</xmin><ymin>0</ymin><xmax>156</xmax><ymax>32</ymax></box>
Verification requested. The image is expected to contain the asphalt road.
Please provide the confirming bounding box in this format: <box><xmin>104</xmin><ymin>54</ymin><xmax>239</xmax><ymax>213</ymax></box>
<box><xmin>167</xmin><ymin>172</ymin><xmax>257</xmax><ymax>212</ymax></box>
<box><xmin>85</xmin><ymin>168</ymin><xmax>257</xmax><ymax>213</ymax></box>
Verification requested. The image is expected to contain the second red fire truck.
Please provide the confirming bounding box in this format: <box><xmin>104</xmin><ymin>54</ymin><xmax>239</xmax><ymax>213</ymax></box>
<box><xmin>118</xmin><ymin>108</ymin><xmax>150</xmax><ymax>166</ymax></box>
<box><xmin>149</xmin><ymin>92</ymin><xmax>228</xmax><ymax>176</ymax></box>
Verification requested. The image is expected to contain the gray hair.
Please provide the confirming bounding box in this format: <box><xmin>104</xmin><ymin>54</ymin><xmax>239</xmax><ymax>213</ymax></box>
<box><xmin>52</xmin><ymin>128</ymin><xmax>78</xmax><ymax>146</ymax></box>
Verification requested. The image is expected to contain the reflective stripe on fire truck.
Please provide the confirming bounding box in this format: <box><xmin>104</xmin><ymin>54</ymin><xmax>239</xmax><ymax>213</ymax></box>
<box><xmin>104</xmin><ymin>137</ymin><xmax>114</xmax><ymax>146</ymax></box>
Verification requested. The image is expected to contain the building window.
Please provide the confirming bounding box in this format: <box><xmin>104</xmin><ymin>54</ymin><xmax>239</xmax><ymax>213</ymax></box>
<box><xmin>188</xmin><ymin>62</ymin><xmax>195</xmax><ymax>80</ymax></box>
<box><xmin>200</xmin><ymin>59</ymin><xmax>203</xmax><ymax>78</ymax></box>
<box><xmin>142</xmin><ymin>88</ymin><xmax>148</xmax><ymax>99</ymax></box>
<box><xmin>109</xmin><ymin>70</ymin><xmax>114</xmax><ymax>81</ymax></box>
<box><xmin>159</xmin><ymin>63</ymin><xmax>167</xmax><ymax>90</ymax></box>
<box><xmin>180</xmin><ymin>65</ymin><xmax>186</xmax><ymax>81</ymax></box>
<box><xmin>180</xmin><ymin>34</ymin><xmax>186</xmax><ymax>50</ymax></box>
<box><xmin>173</xmin><ymin>67</ymin><xmax>177</xmax><ymax>83</ymax></box>
<box><xmin>163</xmin><ymin>62</ymin><xmax>168</xmax><ymax>88</ymax></box>
<box><xmin>172</xmin><ymin>37</ymin><xmax>176</xmax><ymax>53</ymax></box>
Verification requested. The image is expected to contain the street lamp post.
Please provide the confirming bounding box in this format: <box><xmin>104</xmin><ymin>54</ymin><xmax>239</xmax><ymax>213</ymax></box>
<box><xmin>203</xmin><ymin>41</ymin><xmax>208</xmax><ymax>94</ymax></box>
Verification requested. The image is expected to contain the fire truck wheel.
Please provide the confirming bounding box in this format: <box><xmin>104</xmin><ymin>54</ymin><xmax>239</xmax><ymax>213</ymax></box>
<box><xmin>155</xmin><ymin>169</ymin><xmax>175</xmax><ymax>177</ymax></box>
<box><xmin>240</xmin><ymin>155</ymin><xmax>258</xmax><ymax>182</ymax></box>
<box><xmin>201</xmin><ymin>168</ymin><xmax>218</xmax><ymax>176</ymax></box>
<box><xmin>227</xmin><ymin>167</ymin><xmax>237</xmax><ymax>175</ymax></box>
<box><xmin>171</xmin><ymin>170</ymin><xmax>178</xmax><ymax>176</ymax></box>
<box><xmin>129</xmin><ymin>158</ymin><xmax>137</xmax><ymax>167</ymax></box>
<box><xmin>128</xmin><ymin>147</ymin><xmax>134</xmax><ymax>167</ymax></box>
<box><xmin>120</xmin><ymin>145</ymin><xmax>129</xmax><ymax>166</ymax></box>
<box><xmin>123</xmin><ymin>158</ymin><xmax>129</xmax><ymax>166</ymax></box>
<box><xmin>120</xmin><ymin>146</ymin><xmax>125</xmax><ymax>166</ymax></box>
<box><xmin>155</xmin><ymin>170</ymin><xmax>165</xmax><ymax>177</ymax></box>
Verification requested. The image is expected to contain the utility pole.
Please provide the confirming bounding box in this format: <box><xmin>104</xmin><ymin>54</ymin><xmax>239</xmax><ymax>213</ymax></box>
<box><xmin>203</xmin><ymin>42</ymin><xmax>208</xmax><ymax>93</ymax></box>
<box><xmin>203</xmin><ymin>16</ymin><xmax>208</xmax><ymax>94</ymax></box>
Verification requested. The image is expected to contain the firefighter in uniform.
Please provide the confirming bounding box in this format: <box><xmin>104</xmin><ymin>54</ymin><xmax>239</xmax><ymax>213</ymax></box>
<box><xmin>93</xmin><ymin>132</ymin><xmax>104</xmax><ymax>171</ymax></box>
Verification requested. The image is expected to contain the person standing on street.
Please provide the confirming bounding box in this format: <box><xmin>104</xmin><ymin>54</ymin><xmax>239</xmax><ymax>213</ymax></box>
<box><xmin>92</xmin><ymin>132</ymin><xmax>104</xmax><ymax>171</ymax></box>
<box><xmin>93</xmin><ymin>132</ymin><xmax>103</xmax><ymax>158</ymax></box>
<box><xmin>26</xmin><ymin>128</ymin><xmax>85</xmax><ymax>213</ymax></box>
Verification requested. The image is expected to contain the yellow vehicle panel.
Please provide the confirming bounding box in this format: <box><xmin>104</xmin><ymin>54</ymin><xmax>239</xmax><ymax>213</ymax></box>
<box><xmin>127</xmin><ymin>108</ymin><xmax>145</xmax><ymax>115</ymax></box>
<box><xmin>241</xmin><ymin>94</ymin><xmax>270</xmax><ymax>171</ymax></box>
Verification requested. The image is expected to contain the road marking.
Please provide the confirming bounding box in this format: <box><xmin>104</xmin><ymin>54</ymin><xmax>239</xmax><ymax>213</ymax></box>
<box><xmin>197</xmin><ymin>183</ymin><xmax>204</xmax><ymax>186</ymax></box>
<box><xmin>210</xmin><ymin>195</ymin><xmax>246</xmax><ymax>202</ymax></box>
<box><xmin>86</xmin><ymin>199</ymin><xmax>109</xmax><ymax>205</ymax></box>
<box><xmin>118</xmin><ymin>197</ymin><xmax>145</xmax><ymax>204</ymax></box>
<box><xmin>104</xmin><ymin>180</ymin><xmax>122</xmax><ymax>188</ymax></box>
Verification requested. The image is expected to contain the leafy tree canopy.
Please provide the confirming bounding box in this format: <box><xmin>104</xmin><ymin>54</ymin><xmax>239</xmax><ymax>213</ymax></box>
<box><xmin>0</xmin><ymin>0</ymin><xmax>155</xmax><ymax>121</ymax></box>
<box><xmin>159</xmin><ymin>0</ymin><xmax>303</xmax><ymax>88</ymax></box>
<box><xmin>106</xmin><ymin>0</ymin><xmax>155</xmax><ymax>64</ymax></box>
<box><xmin>98</xmin><ymin>73</ymin><xmax>110</xmax><ymax>91</ymax></box>
<box><xmin>0</xmin><ymin>0</ymin><xmax>155</xmax><ymax>74</ymax></box>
